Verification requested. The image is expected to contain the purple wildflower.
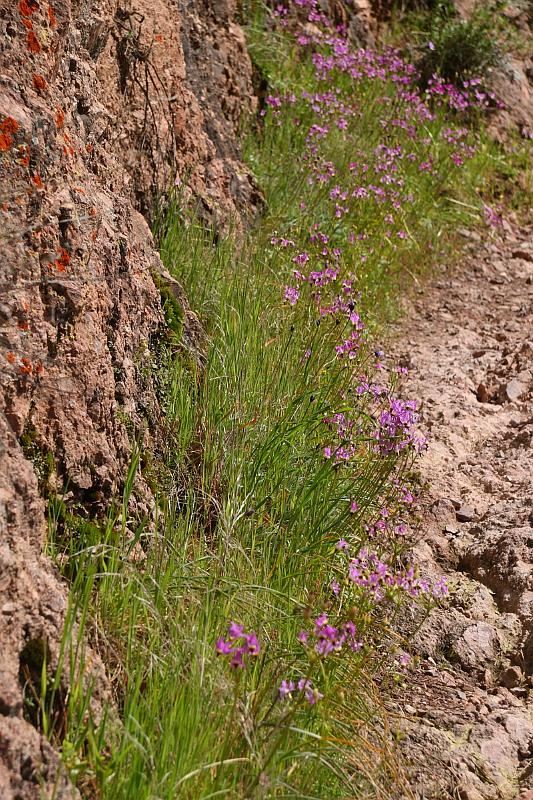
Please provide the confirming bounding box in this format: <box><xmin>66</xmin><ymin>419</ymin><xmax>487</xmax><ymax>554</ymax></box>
<box><xmin>336</xmin><ymin>538</ymin><xmax>349</xmax><ymax>550</ymax></box>
<box><xmin>216</xmin><ymin>622</ymin><xmax>261</xmax><ymax>669</ymax></box>
<box><xmin>279</xmin><ymin>679</ymin><xmax>296</xmax><ymax>698</ymax></box>
<box><xmin>284</xmin><ymin>285</ymin><xmax>300</xmax><ymax>306</ymax></box>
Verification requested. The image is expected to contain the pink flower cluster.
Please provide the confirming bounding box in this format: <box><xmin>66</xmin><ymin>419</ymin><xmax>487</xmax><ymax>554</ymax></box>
<box><xmin>374</xmin><ymin>397</ymin><xmax>427</xmax><ymax>456</ymax></box>
<box><xmin>279</xmin><ymin>678</ymin><xmax>324</xmax><ymax>705</ymax></box>
<box><xmin>298</xmin><ymin>613</ymin><xmax>362</xmax><ymax>656</ymax></box>
<box><xmin>216</xmin><ymin>622</ymin><xmax>260</xmax><ymax>669</ymax></box>
<box><xmin>347</xmin><ymin>549</ymin><xmax>448</xmax><ymax>601</ymax></box>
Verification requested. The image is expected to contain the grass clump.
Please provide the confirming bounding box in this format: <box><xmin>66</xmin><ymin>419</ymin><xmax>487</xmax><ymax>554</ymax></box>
<box><xmin>46</xmin><ymin>2</ymin><xmax>504</xmax><ymax>797</ymax></box>
<box><xmin>416</xmin><ymin>1</ymin><xmax>504</xmax><ymax>87</ymax></box>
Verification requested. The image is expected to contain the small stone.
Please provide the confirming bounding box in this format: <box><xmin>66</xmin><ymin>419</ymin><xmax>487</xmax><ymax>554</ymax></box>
<box><xmin>457</xmin><ymin>781</ymin><xmax>484</xmax><ymax>800</ymax></box>
<box><xmin>1</xmin><ymin>602</ymin><xmax>15</xmax><ymax>615</ymax></box>
<box><xmin>431</xmin><ymin>498</ymin><xmax>456</xmax><ymax>519</ymax></box>
<box><xmin>512</xmin><ymin>248</ymin><xmax>533</xmax><ymax>263</ymax></box>
<box><xmin>444</xmin><ymin>524</ymin><xmax>459</xmax><ymax>535</ymax></box>
<box><xmin>455</xmin><ymin>622</ymin><xmax>500</xmax><ymax>669</ymax></box>
<box><xmin>476</xmin><ymin>382</ymin><xmax>490</xmax><ymax>403</ymax></box>
<box><xmin>404</xmin><ymin>704</ymin><xmax>416</xmax><ymax>715</ymax></box>
<box><xmin>505</xmin><ymin>379</ymin><xmax>526</xmax><ymax>402</ymax></box>
<box><xmin>500</xmin><ymin>666</ymin><xmax>523</xmax><ymax>689</ymax></box>
<box><xmin>440</xmin><ymin>671</ymin><xmax>456</xmax><ymax>687</ymax></box>
<box><xmin>456</xmin><ymin>505</ymin><xmax>475</xmax><ymax>523</ymax></box>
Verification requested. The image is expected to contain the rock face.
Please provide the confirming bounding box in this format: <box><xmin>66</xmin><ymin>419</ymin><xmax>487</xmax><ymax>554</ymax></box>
<box><xmin>0</xmin><ymin>0</ymin><xmax>257</xmax><ymax>795</ymax></box>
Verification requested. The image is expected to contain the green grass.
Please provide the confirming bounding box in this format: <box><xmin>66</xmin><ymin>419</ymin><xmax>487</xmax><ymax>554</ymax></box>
<box><xmin>40</xmin><ymin>6</ymin><xmax>507</xmax><ymax>799</ymax></box>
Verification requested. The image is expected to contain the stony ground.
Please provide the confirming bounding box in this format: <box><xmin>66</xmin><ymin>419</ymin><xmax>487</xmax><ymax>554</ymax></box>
<box><xmin>389</xmin><ymin>220</ymin><xmax>533</xmax><ymax>800</ymax></box>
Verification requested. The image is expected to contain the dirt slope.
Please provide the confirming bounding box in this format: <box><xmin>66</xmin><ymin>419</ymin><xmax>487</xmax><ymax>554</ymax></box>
<box><xmin>390</xmin><ymin>221</ymin><xmax>533</xmax><ymax>799</ymax></box>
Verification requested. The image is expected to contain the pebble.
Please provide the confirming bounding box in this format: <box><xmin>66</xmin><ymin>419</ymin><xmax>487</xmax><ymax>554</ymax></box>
<box><xmin>457</xmin><ymin>781</ymin><xmax>485</xmax><ymax>800</ymax></box>
<box><xmin>440</xmin><ymin>671</ymin><xmax>456</xmax><ymax>687</ymax></box>
<box><xmin>505</xmin><ymin>378</ymin><xmax>526</xmax><ymax>402</ymax></box>
<box><xmin>456</xmin><ymin>505</ymin><xmax>475</xmax><ymax>523</ymax></box>
<box><xmin>445</xmin><ymin>524</ymin><xmax>459</xmax><ymax>535</ymax></box>
<box><xmin>512</xmin><ymin>248</ymin><xmax>533</xmax><ymax>263</ymax></box>
<box><xmin>500</xmin><ymin>665</ymin><xmax>523</xmax><ymax>689</ymax></box>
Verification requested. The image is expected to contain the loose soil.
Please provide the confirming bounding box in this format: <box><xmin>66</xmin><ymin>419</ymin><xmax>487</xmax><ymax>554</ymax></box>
<box><xmin>389</xmin><ymin>221</ymin><xmax>533</xmax><ymax>799</ymax></box>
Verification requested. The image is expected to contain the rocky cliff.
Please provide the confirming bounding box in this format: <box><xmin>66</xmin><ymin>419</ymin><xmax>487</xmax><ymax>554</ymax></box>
<box><xmin>0</xmin><ymin>0</ymin><xmax>258</xmax><ymax>795</ymax></box>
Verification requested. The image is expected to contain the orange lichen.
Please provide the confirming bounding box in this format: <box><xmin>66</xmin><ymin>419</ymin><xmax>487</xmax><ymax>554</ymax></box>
<box><xmin>31</xmin><ymin>174</ymin><xmax>43</xmax><ymax>188</ymax></box>
<box><xmin>154</xmin><ymin>34</ymin><xmax>164</xmax><ymax>43</ymax></box>
<box><xmin>6</xmin><ymin>352</ymin><xmax>17</xmax><ymax>364</ymax></box>
<box><xmin>18</xmin><ymin>319</ymin><xmax>30</xmax><ymax>331</ymax></box>
<box><xmin>27</xmin><ymin>30</ymin><xmax>41</xmax><ymax>53</ymax></box>
<box><xmin>0</xmin><ymin>133</ymin><xmax>13</xmax><ymax>151</ymax></box>
<box><xmin>19</xmin><ymin>357</ymin><xmax>33</xmax><ymax>375</ymax></box>
<box><xmin>33</xmin><ymin>73</ymin><xmax>47</xmax><ymax>91</ymax></box>
<box><xmin>0</xmin><ymin>118</ymin><xmax>20</xmax><ymax>151</ymax></box>
<box><xmin>1</xmin><ymin>118</ymin><xmax>20</xmax><ymax>135</ymax></box>
<box><xmin>19</xmin><ymin>0</ymin><xmax>39</xmax><ymax>17</ymax></box>
<box><xmin>55</xmin><ymin>107</ymin><xmax>65</xmax><ymax>128</ymax></box>
<box><xmin>54</xmin><ymin>248</ymin><xmax>71</xmax><ymax>271</ymax></box>
<box><xmin>19</xmin><ymin>145</ymin><xmax>30</xmax><ymax>168</ymax></box>
<box><xmin>85</xmin><ymin>143</ymin><xmax>93</xmax><ymax>153</ymax></box>
<box><xmin>48</xmin><ymin>4</ymin><xmax>57</xmax><ymax>26</ymax></box>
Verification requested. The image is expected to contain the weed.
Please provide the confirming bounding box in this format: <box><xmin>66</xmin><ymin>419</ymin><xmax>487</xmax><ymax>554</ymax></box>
<box><xmin>410</xmin><ymin>2</ymin><xmax>505</xmax><ymax>89</ymax></box>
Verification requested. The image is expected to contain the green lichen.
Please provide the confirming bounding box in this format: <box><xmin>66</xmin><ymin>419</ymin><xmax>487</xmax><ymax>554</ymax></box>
<box><xmin>116</xmin><ymin>407</ymin><xmax>136</xmax><ymax>444</ymax></box>
<box><xmin>152</xmin><ymin>271</ymin><xmax>184</xmax><ymax>341</ymax></box>
<box><xmin>20</xmin><ymin>422</ymin><xmax>55</xmax><ymax>495</ymax></box>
